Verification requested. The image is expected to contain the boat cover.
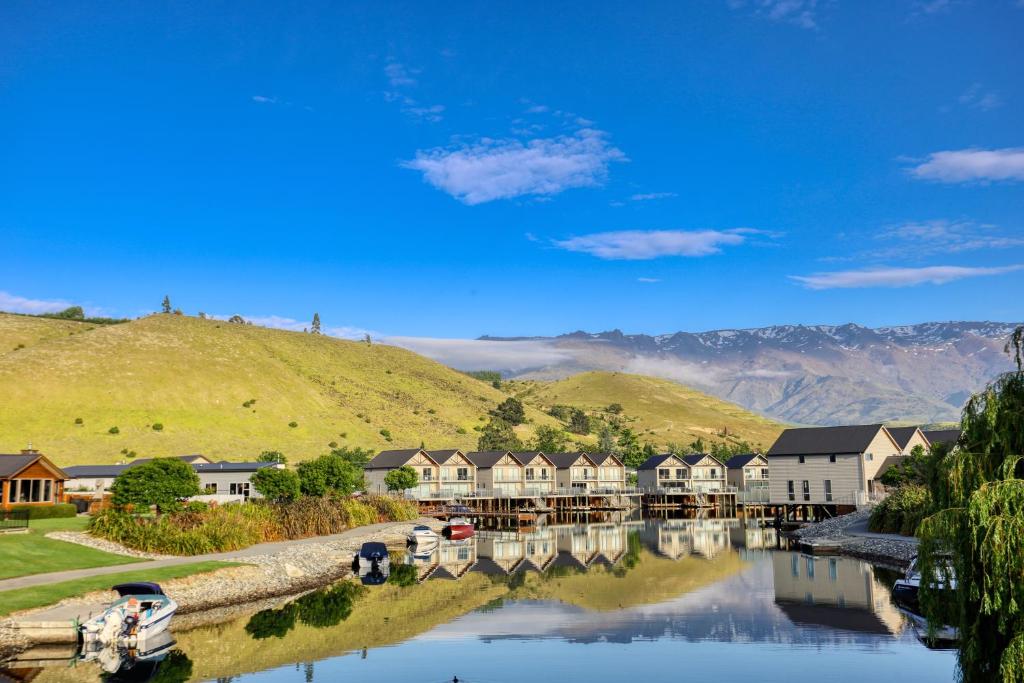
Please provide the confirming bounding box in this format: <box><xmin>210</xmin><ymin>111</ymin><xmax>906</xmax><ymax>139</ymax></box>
<box><xmin>112</xmin><ymin>582</ymin><xmax>165</xmax><ymax>597</ymax></box>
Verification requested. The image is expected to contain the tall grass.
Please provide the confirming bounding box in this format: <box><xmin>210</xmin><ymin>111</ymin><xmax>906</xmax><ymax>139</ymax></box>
<box><xmin>89</xmin><ymin>495</ymin><xmax>419</xmax><ymax>555</ymax></box>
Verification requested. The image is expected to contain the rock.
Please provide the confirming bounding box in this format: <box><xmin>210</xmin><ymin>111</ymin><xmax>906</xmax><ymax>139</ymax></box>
<box><xmin>283</xmin><ymin>563</ymin><xmax>306</xmax><ymax>578</ymax></box>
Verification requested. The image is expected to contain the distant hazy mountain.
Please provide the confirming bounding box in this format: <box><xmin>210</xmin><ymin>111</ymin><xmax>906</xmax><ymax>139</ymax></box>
<box><xmin>475</xmin><ymin>322</ymin><xmax>1021</xmax><ymax>425</ymax></box>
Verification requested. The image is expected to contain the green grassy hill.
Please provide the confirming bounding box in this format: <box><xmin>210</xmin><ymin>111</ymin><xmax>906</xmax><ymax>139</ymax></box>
<box><xmin>512</xmin><ymin>371</ymin><xmax>784</xmax><ymax>452</ymax></box>
<box><xmin>0</xmin><ymin>313</ymin><xmax>557</xmax><ymax>466</ymax></box>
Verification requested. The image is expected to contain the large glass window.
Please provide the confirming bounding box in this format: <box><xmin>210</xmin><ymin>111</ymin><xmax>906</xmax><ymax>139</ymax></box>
<box><xmin>8</xmin><ymin>479</ymin><xmax>53</xmax><ymax>503</ymax></box>
<box><xmin>824</xmin><ymin>479</ymin><xmax>833</xmax><ymax>502</ymax></box>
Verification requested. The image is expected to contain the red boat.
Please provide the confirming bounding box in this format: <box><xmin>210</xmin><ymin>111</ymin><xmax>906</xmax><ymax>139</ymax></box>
<box><xmin>442</xmin><ymin>517</ymin><xmax>475</xmax><ymax>540</ymax></box>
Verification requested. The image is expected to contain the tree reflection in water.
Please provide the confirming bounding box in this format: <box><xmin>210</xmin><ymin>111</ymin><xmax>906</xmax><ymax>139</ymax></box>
<box><xmin>245</xmin><ymin>581</ymin><xmax>366</xmax><ymax>639</ymax></box>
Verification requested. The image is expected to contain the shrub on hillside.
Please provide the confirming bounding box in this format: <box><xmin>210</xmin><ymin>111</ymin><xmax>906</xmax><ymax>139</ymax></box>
<box><xmin>152</xmin><ymin>423</ymin><xmax>164</xmax><ymax>431</ymax></box>
<box><xmin>869</xmin><ymin>485</ymin><xmax>932</xmax><ymax>536</ymax></box>
<box><xmin>10</xmin><ymin>503</ymin><xmax>77</xmax><ymax>519</ymax></box>
<box><xmin>108</xmin><ymin>426</ymin><xmax>119</xmax><ymax>434</ymax></box>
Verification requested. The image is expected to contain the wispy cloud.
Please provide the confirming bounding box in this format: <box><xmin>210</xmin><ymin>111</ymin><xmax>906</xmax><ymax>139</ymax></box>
<box><xmin>637</xmin><ymin>277</ymin><xmax>662</xmax><ymax>283</ymax></box>
<box><xmin>879</xmin><ymin>220</ymin><xmax>1024</xmax><ymax>254</ymax></box>
<box><xmin>729</xmin><ymin>0</ymin><xmax>820</xmax><ymax>29</ymax></box>
<box><xmin>0</xmin><ymin>291</ymin><xmax>74</xmax><ymax>315</ymax></box>
<box><xmin>384</xmin><ymin>62</ymin><xmax>418</xmax><ymax>87</ymax></box>
<box><xmin>386</xmin><ymin>337</ymin><xmax>581</xmax><ymax>372</ymax></box>
<box><xmin>403</xmin><ymin>128</ymin><xmax>625</xmax><ymax>204</ymax></box>
<box><xmin>553</xmin><ymin>229</ymin><xmax>752</xmax><ymax>260</ymax></box>
<box><xmin>251</xmin><ymin>95</ymin><xmax>277</xmax><ymax>104</ymax></box>
<box><xmin>908</xmin><ymin>147</ymin><xmax>1024</xmax><ymax>183</ymax></box>
<box><xmin>630</xmin><ymin>192</ymin><xmax>677</xmax><ymax>202</ymax></box>
<box><xmin>957</xmin><ymin>83</ymin><xmax>1001</xmax><ymax>111</ymax></box>
<box><xmin>790</xmin><ymin>264</ymin><xmax>1024</xmax><ymax>290</ymax></box>
<box><xmin>383</xmin><ymin>61</ymin><xmax>444</xmax><ymax>122</ymax></box>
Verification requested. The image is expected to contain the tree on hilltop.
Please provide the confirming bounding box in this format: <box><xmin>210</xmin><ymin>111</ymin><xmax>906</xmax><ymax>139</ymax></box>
<box><xmin>311</xmin><ymin>313</ymin><xmax>321</xmax><ymax>334</ymax></box>
<box><xmin>491</xmin><ymin>397</ymin><xmax>525</xmax><ymax>426</ymax></box>
<box><xmin>161</xmin><ymin>296</ymin><xmax>172</xmax><ymax>314</ymax></box>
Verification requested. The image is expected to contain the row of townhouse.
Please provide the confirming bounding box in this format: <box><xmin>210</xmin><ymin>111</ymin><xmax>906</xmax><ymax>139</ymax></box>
<box><xmin>363</xmin><ymin>449</ymin><xmax>627</xmax><ymax>497</ymax></box>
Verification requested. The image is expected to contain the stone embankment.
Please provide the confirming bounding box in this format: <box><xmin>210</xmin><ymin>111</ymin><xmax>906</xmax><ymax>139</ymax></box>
<box><xmin>789</xmin><ymin>508</ymin><xmax>917</xmax><ymax>568</ymax></box>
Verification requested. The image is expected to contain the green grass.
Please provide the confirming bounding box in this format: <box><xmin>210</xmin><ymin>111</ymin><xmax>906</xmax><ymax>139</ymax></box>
<box><xmin>0</xmin><ymin>313</ymin><xmax>561</xmax><ymax>465</ymax></box>
<box><xmin>0</xmin><ymin>313</ymin><xmax>97</xmax><ymax>355</ymax></box>
<box><xmin>0</xmin><ymin>561</ymin><xmax>239</xmax><ymax>616</ymax></box>
<box><xmin>512</xmin><ymin>371</ymin><xmax>785</xmax><ymax>452</ymax></box>
<box><xmin>0</xmin><ymin>516</ymin><xmax>141</xmax><ymax>580</ymax></box>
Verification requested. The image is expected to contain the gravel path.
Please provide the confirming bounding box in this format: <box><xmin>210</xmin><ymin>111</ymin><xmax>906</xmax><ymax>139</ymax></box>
<box><xmin>791</xmin><ymin>508</ymin><xmax>918</xmax><ymax>568</ymax></box>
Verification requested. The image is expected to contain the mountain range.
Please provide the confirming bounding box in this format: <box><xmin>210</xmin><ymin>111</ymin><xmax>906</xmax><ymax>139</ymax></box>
<box><xmin>471</xmin><ymin>322</ymin><xmax>1022</xmax><ymax>425</ymax></box>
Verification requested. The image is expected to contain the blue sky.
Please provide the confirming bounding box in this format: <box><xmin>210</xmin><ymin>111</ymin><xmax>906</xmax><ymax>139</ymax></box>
<box><xmin>2</xmin><ymin>0</ymin><xmax>1022</xmax><ymax>339</ymax></box>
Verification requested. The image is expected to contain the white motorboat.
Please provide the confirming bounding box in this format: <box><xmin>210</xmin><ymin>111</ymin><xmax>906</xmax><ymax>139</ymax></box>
<box><xmin>407</xmin><ymin>525</ymin><xmax>440</xmax><ymax>546</ymax></box>
<box><xmin>892</xmin><ymin>554</ymin><xmax>956</xmax><ymax>612</ymax></box>
<box><xmin>80</xmin><ymin>583</ymin><xmax>177</xmax><ymax>646</ymax></box>
<box><xmin>352</xmin><ymin>542</ymin><xmax>391</xmax><ymax>585</ymax></box>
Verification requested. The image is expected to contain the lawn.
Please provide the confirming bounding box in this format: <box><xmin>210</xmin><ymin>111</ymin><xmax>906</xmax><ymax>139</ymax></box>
<box><xmin>0</xmin><ymin>561</ymin><xmax>239</xmax><ymax>616</ymax></box>
<box><xmin>0</xmin><ymin>516</ymin><xmax>142</xmax><ymax>580</ymax></box>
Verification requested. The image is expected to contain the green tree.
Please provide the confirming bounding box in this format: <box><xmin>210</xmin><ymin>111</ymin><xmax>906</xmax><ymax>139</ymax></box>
<box><xmin>110</xmin><ymin>458</ymin><xmax>201</xmax><ymax>514</ymax></box>
<box><xmin>228</xmin><ymin>314</ymin><xmax>246</xmax><ymax>324</ymax></box>
<box><xmin>548</xmin><ymin>404</ymin><xmax>572</xmax><ymax>422</ymax></box>
<box><xmin>258</xmin><ymin>450</ymin><xmax>287</xmax><ymax>464</ymax></box>
<box><xmin>568</xmin><ymin>408</ymin><xmax>592</xmax><ymax>435</ymax></box>
<box><xmin>384</xmin><ymin>466</ymin><xmax>418</xmax><ymax>491</ymax></box>
<box><xmin>491</xmin><ymin>397</ymin><xmax>526</xmax><ymax>425</ymax></box>
<box><xmin>149</xmin><ymin>649</ymin><xmax>193</xmax><ymax>683</ymax></box>
<box><xmin>331</xmin><ymin>446</ymin><xmax>374</xmax><ymax>468</ymax></box>
<box><xmin>296</xmin><ymin>582</ymin><xmax>364</xmax><ymax>628</ymax></box>
<box><xmin>688</xmin><ymin>437</ymin><xmax>706</xmax><ymax>454</ymax></box>
<box><xmin>311</xmin><ymin>312</ymin><xmax>321</xmax><ymax>334</ymax></box>
<box><xmin>251</xmin><ymin>467</ymin><xmax>301</xmax><ymax>502</ymax></box>
<box><xmin>245</xmin><ymin>603</ymin><xmax>298</xmax><ymax>640</ymax></box>
<box><xmin>161</xmin><ymin>295</ymin><xmax>172</xmax><ymax>314</ymax></box>
<box><xmin>617</xmin><ymin>428</ymin><xmax>647</xmax><ymax>468</ymax></box>
<box><xmin>296</xmin><ymin>455</ymin><xmax>363</xmax><ymax>497</ymax></box>
<box><xmin>879</xmin><ymin>443</ymin><xmax>930</xmax><ymax>487</ymax></box>
<box><xmin>918</xmin><ymin>327</ymin><xmax>1024</xmax><ymax>681</ymax></box>
<box><xmin>531</xmin><ymin>425</ymin><xmax>569</xmax><ymax>452</ymax></box>
<box><xmin>53</xmin><ymin>306</ymin><xmax>85</xmax><ymax>320</ymax></box>
<box><xmin>477</xmin><ymin>418</ymin><xmax>523</xmax><ymax>451</ymax></box>
<box><xmin>597</xmin><ymin>425</ymin><xmax>617</xmax><ymax>454</ymax></box>
<box><xmin>606</xmin><ymin>403</ymin><xmax>624</xmax><ymax>415</ymax></box>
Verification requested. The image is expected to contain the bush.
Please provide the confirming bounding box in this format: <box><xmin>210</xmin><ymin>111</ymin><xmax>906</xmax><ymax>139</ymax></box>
<box><xmin>297</xmin><ymin>455</ymin><xmax>363</xmax><ymax>497</ymax></box>
<box><xmin>251</xmin><ymin>468</ymin><xmax>301</xmax><ymax>503</ymax></box>
<box><xmin>869</xmin><ymin>485</ymin><xmax>932</xmax><ymax>536</ymax></box>
<box><xmin>384</xmin><ymin>466</ymin><xmax>418</xmax><ymax>492</ymax></box>
<box><xmin>74</xmin><ymin>417</ymin><xmax>83</xmax><ymax>425</ymax></box>
<box><xmin>379</xmin><ymin>428</ymin><xmax>391</xmax><ymax>439</ymax></box>
<box><xmin>111</xmin><ymin>458</ymin><xmax>201</xmax><ymax>514</ymax></box>
<box><xmin>288</xmin><ymin>421</ymin><xmax>298</xmax><ymax>428</ymax></box>
<box><xmin>152</xmin><ymin>423</ymin><xmax>164</xmax><ymax>431</ymax></box>
<box><xmin>10</xmin><ymin>503</ymin><xmax>77</xmax><ymax>519</ymax></box>
<box><xmin>108</xmin><ymin>426</ymin><xmax>120</xmax><ymax>434</ymax></box>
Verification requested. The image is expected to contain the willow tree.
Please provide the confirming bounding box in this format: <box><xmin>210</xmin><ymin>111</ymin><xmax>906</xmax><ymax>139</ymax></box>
<box><xmin>918</xmin><ymin>327</ymin><xmax>1024</xmax><ymax>681</ymax></box>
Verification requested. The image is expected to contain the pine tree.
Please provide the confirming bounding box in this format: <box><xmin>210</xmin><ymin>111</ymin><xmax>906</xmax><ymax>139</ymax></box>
<box><xmin>161</xmin><ymin>295</ymin><xmax>171</xmax><ymax>314</ymax></box>
<box><xmin>311</xmin><ymin>313</ymin><xmax>321</xmax><ymax>334</ymax></box>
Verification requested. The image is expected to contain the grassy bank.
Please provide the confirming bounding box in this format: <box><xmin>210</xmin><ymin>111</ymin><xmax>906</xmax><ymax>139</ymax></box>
<box><xmin>89</xmin><ymin>496</ymin><xmax>419</xmax><ymax>555</ymax></box>
<box><xmin>0</xmin><ymin>517</ymin><xmax>141</xmax><ymax>580</ymax></box>
<box><xmin>0</xmin><ymin>561</ymin><xmax>238</xmax><ymax>616</ymax></box>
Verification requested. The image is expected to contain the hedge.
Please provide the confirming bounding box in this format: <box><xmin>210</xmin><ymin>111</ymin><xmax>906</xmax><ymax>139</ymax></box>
<box><xmin>8</xmin><ymin>503</ymin><xmax>78</xmax><ymax>519</ymax></box>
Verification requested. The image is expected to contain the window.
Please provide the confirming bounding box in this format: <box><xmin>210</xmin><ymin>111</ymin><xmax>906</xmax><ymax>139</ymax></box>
<box><xmin>806</xmin><ymin>557</ymin><xmax>815</xmax><ymax>580</ymax></box>
<box><xmin>675</xmin><ymin>468</ymin><xmax>685</xmax><ymax>479</ymax></box>
<box><xmin>710</xmin><ymin>468</ymin><xmax>719</xmax><ymax>479</ymax></box>
<box><xmin>824</xmin><ymin>479</ymin><xmax>833</xmax><ymax>502</ymax></box>
<box><xmin>540</xmin><ymin>469</ymin><xmax>549</xmax><ymax>480</ymax></box>
<box><xmin>6</xmin><ymin>482</ymin><xmax>14</xmax><ymax>503</ymax></box>
<box><xmin>745</xmin><ymin>468</ymin><xmax>754</xmax><ymax>479</ymax></box>
<box><xmin>526</xmin><ymin>468</ymin><xmax>535</xmax><ymax>480</ymax></box>
<box><xmin>457</xmin><ymin>467</ymin><xmax>468</xmax><ymax>481</ymax></box>
<box><xmin>787</xmin><ymin>480</ymin><xmax>795</xmax><ymax>501</ymax></box>
<box><xmin>204</xmin><ymin>483</ymin><xmax>218</xmax><ymax>494</ymax></box>
<box><xmin>229</xmin><ymin>482</ymin><xmax>250</xmax><ymax>497</ymax></box>
<box><xmin>791</xmin><ymin>554</ymin><xmax>799</xmax><ymax>577</ymax></box>
<box><xmin>582</xmin><ymin>468</ymin><xmax>591</xmax><ymax>480</ymax></box>
<box><xmin>829</xmin><ymin>454</ymin><xmax>836</xmax><ymax>463</ymax></box>
<box><xmin>761</xmin><ymin>468</ymin><xmax>769</xmax><ymax>479</ymax></box>
<box><xmin>798</xmin><ymin>455</ymin><xmax>806</xmax><ymax>464</ymax></box>
<box><xmin>802</xmin><ymin>480</ymin><xmax>810</xmax><ymax>502</ymax></box>
<box><xmin>864</xmin><ymin>452</ymin><xmax>874</xmax><ymax>462</ymax></box>
<box><xmin>422</xmin><ymin>468</ymin><xmax>432</xmax><ymax>481</ymax></box>
<box><xmin>658</xmin><ymin>468</ymin><xmax>670</xmax><ymax>479</ymax></box>
<box><xmin>828</xmin><ymin>558</ymin><xmax>838</xmax><ymax>581</ymax></box>
<box><xmin>8</xmin><ymin>479</ymin><xmax>52</xmax><ymax>503</ymax></box>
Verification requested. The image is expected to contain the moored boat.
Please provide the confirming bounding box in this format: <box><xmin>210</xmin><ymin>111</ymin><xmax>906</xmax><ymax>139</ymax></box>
<box><xmin>352</xmin><ymin>541</ymin><xmax>391</xmax><ymax>585</ymax></box>
<box><xmin>407</xmin><ymin>524</ymin><xmax>440</xmax><ymax>546</ymax></box>
<box><xmin>442</xmin><ymin>517</ymin><xmax>474</xmax><ymax>540</ymax></box>
<box><xmin>80</xmin><ymin>583</ymin><xmax>177</xmax><ymax>646</ymax></box>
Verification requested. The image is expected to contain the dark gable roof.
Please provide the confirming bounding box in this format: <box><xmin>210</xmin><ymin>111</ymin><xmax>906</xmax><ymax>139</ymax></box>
<box><xmin>587</xmin><ymin>452</ymin><xmax>622</xmax><ymax>466</ymax></box>
<box><xmin>509</xmin><ymin>451</ymin><xmax>548</xmax><ymax>466</ymax></box>
<box><xmin>923</xmin><ymin>429</ymin><xmax>961</xmax><ymax>446</ymax></box>
<box><xmin>681</xmin><ymin>453</ymin><xmax>725</xmax><ymax>467</ymax></box>
<box><xmin>430</xmin><ymin>449</ymin><xmax>463</xmax><ymax>464</ymax></box>
<box><xmin>767</xmin><ymin>424</ymin><xmax>887</xmax><ymax>457</ymax></box>
<box><xmin>725</xmin><ymin>453</ymin><xmax>763</xmax><ymax>469</ymax></box>
<box><xmin>464</xmin><ymin>451</ymin><xmax>512</xmax><ymax>468</ymax></box>
<box><xmin>0</xmin><ymin>454</ymin><xmax>44</xmax><ymax>479</ymax></box>
<box><xmin>544</xmin><ymin>452</ymin><xmax>592</xmax><ymax>469</ymax></box>
<box><xmin>638</xmin><ymin>454</ymin><xmax>679</xmax><ymax>470</ymax></box>
<box><xmin>66</xmin><ymin>461</ymin><xmax>277</xmax><ymax>478</ymax></box>
<box><xmin>133</xmin><ymin>454</ymin><xmax>211</xmax><ymax>465</ymax></box>
<box><xmin>366</xmin><ymin>449</ymin><xmax>429</xmax><ymax>469</ymax></box>
<box><xmin>65</xmin><ymin>464</ymin><xmax>133</xmax><ymax>478</ymax></box>
<box><xmin>886</xmin><ymin>427</ymin><xmax>922</xmax><ymax>450</ymax></box>
<box><xmin>194</xmin><ymin>462</ymin><xmax>279</xmax><ymax>473</ymax></box>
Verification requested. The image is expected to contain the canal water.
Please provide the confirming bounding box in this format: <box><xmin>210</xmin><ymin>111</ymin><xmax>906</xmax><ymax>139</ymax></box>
<box><xmin>4</xmin><ymin>516</ymin><xmax>957</xmax><ymax>682</ymax></box>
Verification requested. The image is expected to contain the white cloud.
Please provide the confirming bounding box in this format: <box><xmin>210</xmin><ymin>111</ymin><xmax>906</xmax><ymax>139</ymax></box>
<box><xmin>553</xmin><ymin>229</ymin><xmax>749</xmax><ymax>260</ymax></box>
<box><xmin>729</xmin><ymin>0</ymin><xmax>819</xmax><ymax>29</ymax></box>
<box><xmin>0</xmin><ymin>291</ymin><xmax>74</xmax><ymax>314</ymax></box>
<box><xmin>630</xmin><ymin>192</ymin><xmax>677</xmax><ymax>201</ymax></box>
<box><xmin>384</xmin><ymin>62</ymin><xmax>417</xmax><ymax>87</ymax></box>
<box><xmin>402</xmin><ymin>128</ymin><xmax>625</xmax><ymax>204</ymax></box>
<box><xmin>958</xmin><ymin>83</ymin><xmax>1001</xmax><ymax>111</ymax></box>
<box><xmin>637</xmin><ymin>277</ymin><xmax>662</xmax><ymax>283</ymax></box>
<box><xmin>386</xmin><ymin>337</ymin><xmax>581</xmax><ymax>372</ymax></box>
<box><xmin>526</xmin><ymin>105</ymin><xmax>549</xmax><ymax>114</ymax></box>
<box><xmin>879</xmin><ymin>220</ymin><xmax>1024</xmax><ymax>254</ymax></box>
<box><xmin>908</xmin><ymin>147</ymin><xmax>1024</xmax><ymax>183</ymax></box>
<box><xmin>251</xmin><ymin>95</ymin><xmax>277</xmax><ymax>104</ymax></box>
<box><xmin>790</xmin><ymin>264</ymin><xmax>1024</xmax><ymax>290</ymax></box>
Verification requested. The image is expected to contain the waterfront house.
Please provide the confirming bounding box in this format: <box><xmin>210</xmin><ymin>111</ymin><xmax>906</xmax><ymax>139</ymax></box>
<box><xmin>766</xmin><ymin>424</ymin><xmax>903</xmax><ymax>508</ymax></box>
<box><xmin>588</xmin><ymin>452</ymin><xmax>627</xmax><ymax>491</ymax></box>
<box><xmin>1</xmin><ymin>450</ymin><xmax>67</xmax><ymax>510</ymax></box>
<box><xmin>546</xmin><ymin>452</ymin><xmax>599</xmax><ymax>491</ymax></box>
<box><xmin>636</xmin><ymin>454</ymin><xmax>691</xmax><ymax>490</ymax></box>
<box><xmin>725</xmin><ymin>453</ymin><xmax>769</xmax><ymax>491</ymax></box>
<box><xmin>475</xmin><ymin>534</ymin><xmax>525</xmax><ymax>574</ymax></box>
<box><xmin>520</xmin><ymin>527</ymin><xmax>557</xmax><ymax>571</ymax></box>
<box><xmin>886</xmin><ymin>427</ymin><xmax>930</xmax><ymax>454</ymax></box>
<box><xmin>511</xmin><ymin>452</ymin><xmax>556</xmax><ymax>494</ymax></box>
<box><xmin>922</xmin><ymin>428</ymin><xmax>960</xmax><ymax>449</ymax></box>
<box><xmin>431</xmin><ymin>449</ymin><xmax>476</xmax><ymax>495</ymax></box>
<box><xmin>680</xmin><ymin>454</ymin><xmax>727</xmax><ymax>491</ymax></box>
<box><xmin>465</xmin><ymin>451</ymin><xmax>523</xmax><ymax>495</ymax></box>
<box><xmin>364</xmin><ymin>449</ymin><xmax>440</xmax><ymax>498</ymax></box>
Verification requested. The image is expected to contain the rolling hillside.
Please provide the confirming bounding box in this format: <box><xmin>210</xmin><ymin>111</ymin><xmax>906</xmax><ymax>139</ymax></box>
<box><xmin>0</xmin><ymin>313</ymin><xmax>559</xmax><ymax>466</ymax></box>
<box><xmin>511</xmin><ymin>371</ymin><xmax>784</xmax><ymax>452</ymax></box>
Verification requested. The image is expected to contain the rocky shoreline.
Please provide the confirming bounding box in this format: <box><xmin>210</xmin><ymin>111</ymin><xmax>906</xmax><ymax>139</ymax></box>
<box><xmin>788</xmin><ymin>508</ymin><xmax>918</xmax><ymax>569</ymax></box>
<box><xmin>1</xmin><ymin>518</ymin><xmax>441</xmax><ymax>661</ymax></box>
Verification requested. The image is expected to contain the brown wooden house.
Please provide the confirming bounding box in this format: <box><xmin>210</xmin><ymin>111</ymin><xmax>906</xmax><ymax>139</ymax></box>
<box><xmin>0</xmin><ymin>449</ymin><xmax>68</xmax><ymax>510</ymax></box>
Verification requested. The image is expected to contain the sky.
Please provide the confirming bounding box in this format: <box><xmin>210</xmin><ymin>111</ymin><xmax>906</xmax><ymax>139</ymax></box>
<box><xmin>1</xmin><ymin>0</ymin><xmax>1023</xmax><ymax>340</ymax></box>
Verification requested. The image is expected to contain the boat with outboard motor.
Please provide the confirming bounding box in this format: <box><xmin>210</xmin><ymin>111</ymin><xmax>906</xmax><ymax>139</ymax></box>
<box><xmin>80</xmin><ymin>583</ymin><xmax>177</xmax><ymax>646</ymax></box>
<box><xmin>352</xmin><ymin>541</ymin><xmax>391</xmax><ymax>585</ymax></box>
<box><xmin>442</xmin><ymin>517</ymin><xmax>474</xmax><ymax>540</ymax></box>
<box><xmin>407</xmin><ymin>524</ymin><xmax>440</xmax><ymax>546</ymax></box>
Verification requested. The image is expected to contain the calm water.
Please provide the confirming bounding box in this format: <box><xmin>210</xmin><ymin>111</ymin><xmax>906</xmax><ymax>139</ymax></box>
<box><xmin>4</xmin><ymin>516</ymin><xmax>957</xmax><ymax>682</ymax></box>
